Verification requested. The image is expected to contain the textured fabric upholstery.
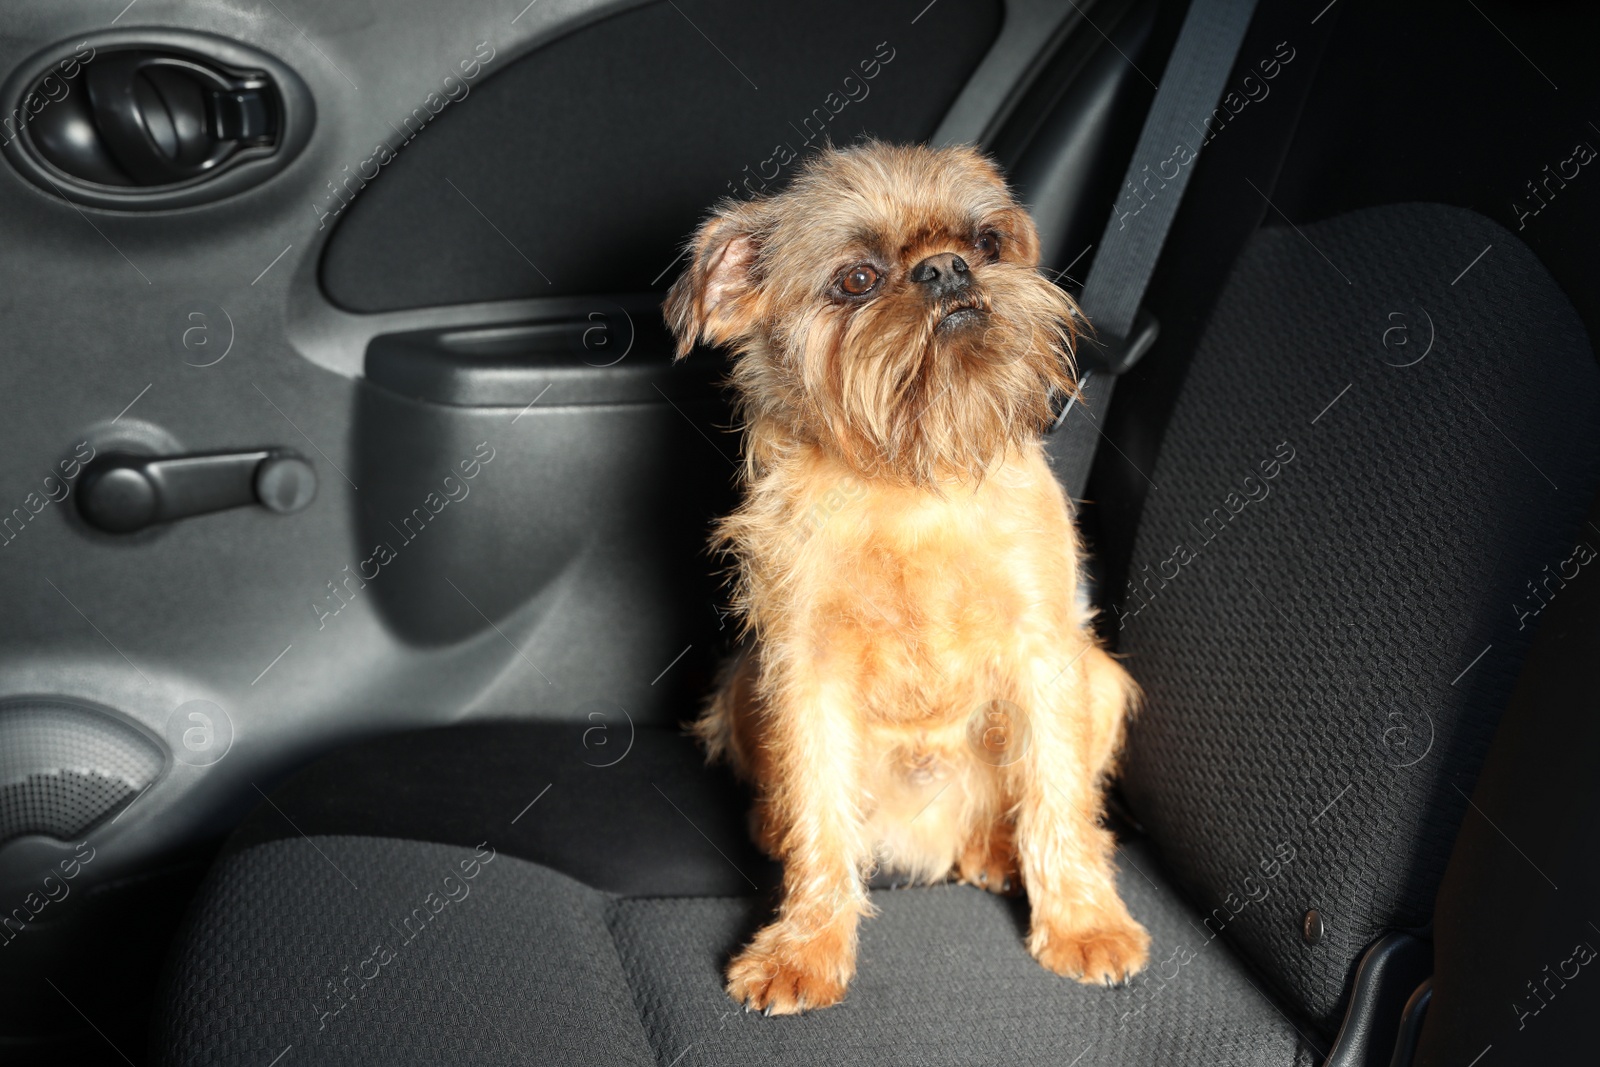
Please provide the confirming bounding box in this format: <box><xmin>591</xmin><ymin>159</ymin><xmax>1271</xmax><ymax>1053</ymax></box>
<box><xmin>1117</xmin><ymin>203</ymin><xmax>1600</xmax><ymax>1031</ymax></box>
<box><xmin>155</xmin><ymin>837</ymin><xmax>658</xmax><ymax>1067</ymax></box>
<box><xmin>610</xmin><ymin>842</ymin><xmax>1315</xmax><ymax>1067</ymax></box>
<box><xmin>155</xmin><ymin>834</ymin><xmax>1315</xmax><ymax>1066</ymax></box>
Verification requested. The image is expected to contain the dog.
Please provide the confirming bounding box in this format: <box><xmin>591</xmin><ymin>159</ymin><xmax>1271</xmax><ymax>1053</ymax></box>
<box><xmin>664</xmin><ymin>140</ymin><xmax>1149</xmax><ymax>1015</ymax></box>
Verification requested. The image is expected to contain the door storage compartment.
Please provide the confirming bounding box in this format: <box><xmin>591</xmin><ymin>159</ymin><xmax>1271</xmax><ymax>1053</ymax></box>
<box><xmin>364</xmin><ymin>298</ymin><xmax>722</xmax><ymax>407</ymax></box>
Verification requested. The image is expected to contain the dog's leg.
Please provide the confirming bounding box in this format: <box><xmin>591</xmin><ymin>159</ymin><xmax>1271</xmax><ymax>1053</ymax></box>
<box><xmin>956</xmin><ymin>813</ymin><xmax>1021</xmax><ymax>895</ymax></box>
<box><xmin>724</xmin><ymin>666</ymin><xmax>870</xmax><ymax>1015</ymax></box>
<box><xmin>1013</xmin><ymin>641</ymin><xmax>1149</xmax><ymax>985</ymax></box>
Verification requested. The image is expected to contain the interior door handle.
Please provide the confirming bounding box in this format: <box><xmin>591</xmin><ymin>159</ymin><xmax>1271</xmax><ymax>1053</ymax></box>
<box><xmin>76</xmin><ymin>51</ymin><xmax>277</xmax><ymax>186</ymax></box>
<box><xmin>77</xmin><ymin>450</ymin><xmax>317</xmax><ymax>533</ymax></box>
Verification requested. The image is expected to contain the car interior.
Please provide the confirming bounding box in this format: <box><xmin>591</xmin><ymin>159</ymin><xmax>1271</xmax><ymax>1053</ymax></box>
<box><xmin>2</xmin><ymin>0</ymin><xmax>1598</xmax><ymax>1064</ymax></box>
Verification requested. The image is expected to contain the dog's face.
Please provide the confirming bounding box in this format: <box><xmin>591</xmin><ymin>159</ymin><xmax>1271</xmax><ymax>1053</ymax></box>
<box><xmin>665</xmin><ymin>142</ymin><xmax>1080</xmax><ymax>485</ymax></box>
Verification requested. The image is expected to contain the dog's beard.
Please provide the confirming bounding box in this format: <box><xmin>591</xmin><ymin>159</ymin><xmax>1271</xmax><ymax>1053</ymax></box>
<box><xmin>790</xmin><ymin>266</ymin><xmax>1080</xmax><ymax>486</ymax></box>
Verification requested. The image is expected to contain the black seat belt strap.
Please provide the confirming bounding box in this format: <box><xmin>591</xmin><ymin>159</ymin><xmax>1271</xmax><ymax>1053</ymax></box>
<box><xmin>1050</xmin><ymin>0</ymin><xmax>1261</xmax><ymax>498</ymax></box>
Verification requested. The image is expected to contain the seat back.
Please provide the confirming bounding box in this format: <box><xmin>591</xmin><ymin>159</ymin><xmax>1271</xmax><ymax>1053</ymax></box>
<box><xmin>1115</xmin><ymin>202</ymin><xmax>1600</xmax><ymax>1031</ymax></box>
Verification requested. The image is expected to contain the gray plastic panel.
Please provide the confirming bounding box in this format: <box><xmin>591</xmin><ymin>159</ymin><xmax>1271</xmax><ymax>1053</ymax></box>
<box><xmin>0</xmin><ymin>0</ymin><xmax>1076</xmax><ymax>918</ymax></box>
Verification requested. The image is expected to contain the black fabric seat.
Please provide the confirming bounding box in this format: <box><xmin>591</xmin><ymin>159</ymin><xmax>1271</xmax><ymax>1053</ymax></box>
<box><xmin>154</xmin><ymin>724</ymin><xmax>1315</xmax><ymax>1066</ymax></box>
<box><xmin>155</xmin><ymin>203</ymin><xmax>1600</xmax><ymax>1066</ymax></box>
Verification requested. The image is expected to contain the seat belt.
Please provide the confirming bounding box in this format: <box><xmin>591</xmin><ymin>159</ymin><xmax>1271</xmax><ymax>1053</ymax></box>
<box><xmin>1048</xmin><ymin>0</ymin><xmax>1261</xmax><ymax>499</ymax></box>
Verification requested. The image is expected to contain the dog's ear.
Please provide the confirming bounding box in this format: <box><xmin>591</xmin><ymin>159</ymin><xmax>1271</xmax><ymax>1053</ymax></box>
<box><xmin>995</xmin><ymin>204</ymin><xmax>1042</xmax><ymax>268</ymax></box>
<box><xmin>664</xmin><ymin>209</ymin><xmax>763</xmax><ymax>360</ymax></box>
<box><xmin>950</xmin><ymin>145</ymin><xmax>1044</xmax><ymax>268</ymax></box>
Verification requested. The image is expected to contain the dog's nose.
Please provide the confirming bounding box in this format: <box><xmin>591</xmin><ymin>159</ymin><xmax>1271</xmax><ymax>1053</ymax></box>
<box><xmin>909</xmin><ymin>252</ymin><xmax>971</xmax><ymax>298</ymax></box>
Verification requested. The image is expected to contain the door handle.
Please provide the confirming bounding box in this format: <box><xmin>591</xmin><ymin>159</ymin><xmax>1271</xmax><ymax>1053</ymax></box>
<box><xmin>77</xmin><ymin>450</ymin><xmax>317</xmax><ymax>533</ymax></box>
<box><xmin>70</xmin><ymin>51</ymin><xmax>277</xmax><ymax>187</ymax></box>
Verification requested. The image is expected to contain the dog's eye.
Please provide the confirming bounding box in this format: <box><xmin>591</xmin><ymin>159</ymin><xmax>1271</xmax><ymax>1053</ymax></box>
<box><xmin>839</xmin><ymin>265</ymin><xmax>880</xmax><ymax>296</ymax></box>
<box><xmin>975</xmin><ymin>231</ymin><xmax>1001</xmax><ymax>261</ymax></box>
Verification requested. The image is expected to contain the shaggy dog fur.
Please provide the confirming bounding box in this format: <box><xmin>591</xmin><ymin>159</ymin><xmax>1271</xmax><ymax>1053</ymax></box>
<box><xmin>664</xmin><ymin>141</ymin><xmax>1148</xmax><ymax>1015</ymax></box>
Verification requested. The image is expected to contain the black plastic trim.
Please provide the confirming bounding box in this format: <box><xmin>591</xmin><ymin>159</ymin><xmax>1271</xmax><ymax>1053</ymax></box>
<box><xmin>1388</xmin><ymin>980</ymin><xmax>1430</xmax><ymax>1067</ymax></box>
<box><xmin>991</xmin><ymin>0</ymin><xmax>1160</xmax><ymax>280</ymax></box>
<box><xmin>1321</xmin><ymin>934</ymin><xmax>1432</xmax><ymax>1067</ymax></box>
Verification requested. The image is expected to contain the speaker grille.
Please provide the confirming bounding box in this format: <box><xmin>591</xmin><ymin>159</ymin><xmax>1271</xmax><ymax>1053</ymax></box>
<box><xmin>0</xmin><ymin>697</ymin><xmax>165</xmax><ymax>846</ymax></box>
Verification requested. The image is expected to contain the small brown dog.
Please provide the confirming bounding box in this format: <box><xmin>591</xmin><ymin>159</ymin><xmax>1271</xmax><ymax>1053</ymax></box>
<box><xmin>665</xmin><ymin>141</ymin><xmax>1148</xmax><ymax>1015</ymax></box>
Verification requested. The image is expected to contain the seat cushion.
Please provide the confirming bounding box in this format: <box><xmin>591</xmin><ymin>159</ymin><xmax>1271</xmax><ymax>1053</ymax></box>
<box><xmin>154</xmin><ymin>724</ymin><xmax>1319</xmax><ymax>1066</ymax></box>
<box><xmin>610</xmin><ymin>849</ymin><xmax>1316</xmax><ymax>1066</ymax></box>
<box><xmin>155</xmin><ymin>836</ymin><xmax>659</xmax><ymax>1067</ymax></box>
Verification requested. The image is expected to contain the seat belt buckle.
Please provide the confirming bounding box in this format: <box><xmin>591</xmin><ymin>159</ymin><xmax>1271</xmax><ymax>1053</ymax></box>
<box><xmin>1048</xmin><ymin>310</ymin><xmax>1160</xmax><ymax>430</ymax></box>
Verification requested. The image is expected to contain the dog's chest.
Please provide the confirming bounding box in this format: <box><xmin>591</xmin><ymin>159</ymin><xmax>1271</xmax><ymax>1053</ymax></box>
<box><xmin>791</xmin><ymin>463</ymin><xmax>1078</xmax><ymax>723</ymax></box>
<box><xmin>839</xmin><ymin>494</ymin><xmax>1024</xmax><ymax>631</ymax></box>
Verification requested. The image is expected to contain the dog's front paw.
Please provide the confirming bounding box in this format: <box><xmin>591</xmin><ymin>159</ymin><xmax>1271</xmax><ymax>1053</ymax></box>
<box><xmin>726</xmin><ymin>930</ymin><xmax>851</xmax><ymax>1015</ymax></box>
<box><xmin>1028</xmin><ymin>912</ymin><xmax>1150</xmax><ymax>986</ymax></box>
